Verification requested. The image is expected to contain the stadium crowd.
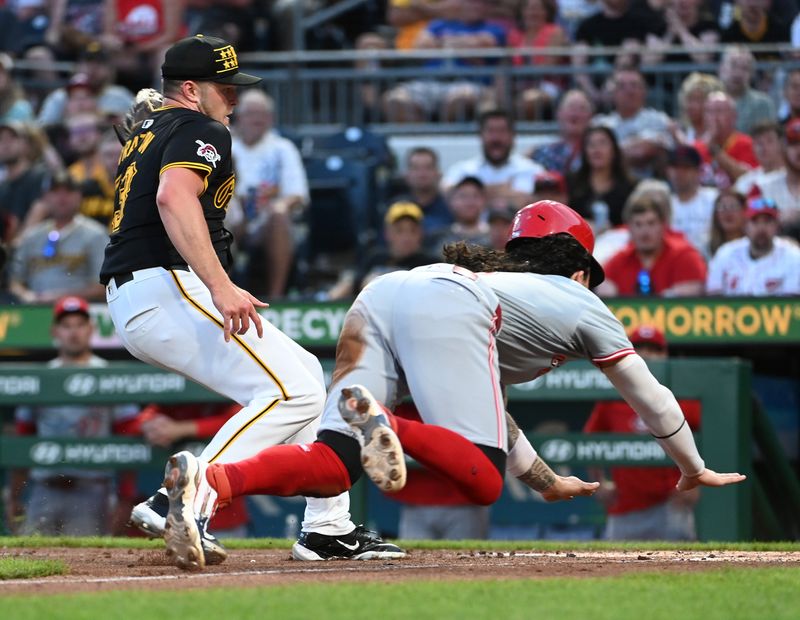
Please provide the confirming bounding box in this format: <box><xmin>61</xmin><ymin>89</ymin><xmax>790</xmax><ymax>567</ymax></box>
<box><xmin>0</xmin><ymin>0</ymin><xmax>797</xmax><ymax>301</ymax></box>
<box><xmin>0</xmin><ymin>0</ymin><xmax>797</xmax><ymax>539</ymax></box>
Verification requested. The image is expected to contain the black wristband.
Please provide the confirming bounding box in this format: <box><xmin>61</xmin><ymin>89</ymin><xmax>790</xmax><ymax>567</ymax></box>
<box><xmin>651</xmin><ymin>418</ymin><xmax>687</xmax><ymax>440</ymax></box>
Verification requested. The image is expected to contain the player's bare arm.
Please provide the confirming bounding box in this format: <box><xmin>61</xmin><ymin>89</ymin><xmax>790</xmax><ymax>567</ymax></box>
<box><xmin>157</xmin><ymin>167</ymin><xmax>266</xmax><ymax>342</ymax></box>
<box><xmin>599</xmin><ymin>354</ymin><xmax>747</xmax><ymax>489</ymax></box>
<box><xmin>506</xmin><ymin>412</ymin><xmax>599</xmax><ymax>501</ymax></box>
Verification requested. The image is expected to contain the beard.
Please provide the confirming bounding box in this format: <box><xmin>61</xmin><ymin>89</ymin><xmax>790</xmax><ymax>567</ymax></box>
<box><xmin>484</xmin><ymin>144</ymin><xmax>511</xmax><ymax>166</ymax></box>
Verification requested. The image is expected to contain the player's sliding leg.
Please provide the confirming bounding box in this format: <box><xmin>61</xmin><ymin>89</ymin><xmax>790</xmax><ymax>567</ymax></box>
<box><xmin>339</xmin><ymin>384</ymin><xmax>505</xmax><ymax>504</ymax></box>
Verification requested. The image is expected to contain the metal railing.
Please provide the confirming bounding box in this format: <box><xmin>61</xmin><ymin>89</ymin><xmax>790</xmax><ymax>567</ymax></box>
<box><xmin>9</xmin><ymin>44</ymin><xmax>799</xmax><ymax>137</ymax></box>
<box><xmin>233</xmin><ymin>43</ymin><xmax>799</xmax><ymax>135</ymax></box>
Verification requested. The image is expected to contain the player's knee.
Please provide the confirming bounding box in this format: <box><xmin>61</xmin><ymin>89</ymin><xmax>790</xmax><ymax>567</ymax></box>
<box><xmin>470</xmin><ymin>445</ymin><xmax>506</xmax><ymax>505</ymax></box>
<box><xmin>318</xmin><ymin>430</ymin><xmax>363</xmax><ymax>485</ymax></box>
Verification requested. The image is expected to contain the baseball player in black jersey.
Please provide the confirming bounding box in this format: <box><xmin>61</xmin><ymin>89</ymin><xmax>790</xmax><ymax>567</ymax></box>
<box><xmin>101</xmin><ymin>35</ymin><xmax>404</xmax><ymax>570</ymax></box>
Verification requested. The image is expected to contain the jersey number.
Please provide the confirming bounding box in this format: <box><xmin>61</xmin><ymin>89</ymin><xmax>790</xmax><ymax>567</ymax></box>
<box><xmin>111</xmin><ymin>162</ymin><xmax>138</xmax><ymax>233</ymax></box>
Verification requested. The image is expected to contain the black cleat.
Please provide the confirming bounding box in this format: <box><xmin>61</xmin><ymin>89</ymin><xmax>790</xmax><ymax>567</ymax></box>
<box><xmin>291</xmin><ymin>525</ymin><xmax>407</xmax><ymax>561</ymax></box>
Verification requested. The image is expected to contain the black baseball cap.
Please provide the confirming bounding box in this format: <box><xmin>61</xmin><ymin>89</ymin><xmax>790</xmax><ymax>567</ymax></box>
<box><xmin>668</xmin><ymin>144</ymin><xmax>702</xmax><ymax>167</ymax></box>
<box><xmin>47</xmin><ymin>171</ymin><xmax>81</xmax><ymax>192</ymax></box>
<box><xmin>161</xmin><ymin>35</ymin><xmax>261</xmax><ymax>86</ymax></box>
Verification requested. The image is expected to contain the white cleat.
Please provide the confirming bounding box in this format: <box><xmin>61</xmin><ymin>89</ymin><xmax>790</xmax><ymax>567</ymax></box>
<box><xmin>129</xmin><ymin>491</ymin><xmax>228</xmax><ymax>565</ymax></box>
<box><xmin>162</xmin><ymin>451</ymin><xmax>219</xmax><ymax>571</ymax></box>
<box><xmin>338</xmin><ymin>384</ymin><xmax>407</xmax><ymax>493</ymax></box>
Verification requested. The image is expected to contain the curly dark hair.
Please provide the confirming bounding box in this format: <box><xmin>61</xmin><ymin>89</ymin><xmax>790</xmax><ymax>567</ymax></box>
<box><xmin>443</xmin><ymin>233</ymin><xmax>593</xmax><ymax>278</ymax></box>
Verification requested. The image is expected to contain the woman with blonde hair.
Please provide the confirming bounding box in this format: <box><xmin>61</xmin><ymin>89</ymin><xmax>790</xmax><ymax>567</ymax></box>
<box><xmin>673</xmin><ymin>72</ymin><xmax>723</xmax><ymax>143</ymax></box>
<box><xmin>0</xmin><ymin>54</ymin><xmax>33</xmax><ymax>124</ymax></box>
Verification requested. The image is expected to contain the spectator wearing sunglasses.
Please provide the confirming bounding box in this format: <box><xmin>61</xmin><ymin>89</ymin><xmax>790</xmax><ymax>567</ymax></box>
<box><xmin>706</xmin><ymin>197</ymin><xmax>800</xmax><ymax>296</ymax></box>
<box><xmin>596</xmin><ymin>187</ymin><xmax>707</xmax><ymax>297</ymax></box>
<box><xmin>8</xmin><ymin>172</ymin><xmax>107</xmax><ymax>304</ymax></box>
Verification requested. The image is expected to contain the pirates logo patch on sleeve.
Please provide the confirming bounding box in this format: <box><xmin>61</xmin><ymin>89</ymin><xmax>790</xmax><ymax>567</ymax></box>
<box><xmin>195</xmin><ymin>140</ymin><xmax>221</xmax><ymax>168</ymax></box>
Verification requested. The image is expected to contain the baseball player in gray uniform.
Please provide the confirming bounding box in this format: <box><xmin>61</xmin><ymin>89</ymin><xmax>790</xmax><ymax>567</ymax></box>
<box><xmin>99</xmin><ymin>35</ymin><xmax>402</xmax><ymax>569</ymax></box>
<box><xmin>161</xmin><ymin>200</ymin><xmax>745</xmax><ymax>570</ymax></box>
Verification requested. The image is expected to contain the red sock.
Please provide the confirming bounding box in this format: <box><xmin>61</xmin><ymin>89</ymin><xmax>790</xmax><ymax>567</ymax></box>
<box><xmin>392</xmin><ymin>415</ymin><xmax>504</xmax><ymax>505</ymax></box>
<box><xmin>207</xmin><ymin>442</ymin><xmax>351</xmax><ymax>502</ymax></box>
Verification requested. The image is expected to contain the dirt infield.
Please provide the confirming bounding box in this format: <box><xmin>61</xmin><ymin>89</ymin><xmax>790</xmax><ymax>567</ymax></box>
<box><xmin>1</xmin><ymin>547</ymin><xmax>799</xmax><ymax>596</ymax></box>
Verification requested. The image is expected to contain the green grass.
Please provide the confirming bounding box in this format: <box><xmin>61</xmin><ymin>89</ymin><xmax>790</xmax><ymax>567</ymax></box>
<box><xmin>0</xmin><ymin>557</ymin><xmax>66</xmax><ymax>580</ymax></box>
<box><xmin>1</xmin><ymin>567</ymin><xmax>799</xmax><ymax>619</ymax></box>
<box><xmin>2</xmin><ymin>536</ymin><xmax>800</xmax><ymax>552</ymax></box>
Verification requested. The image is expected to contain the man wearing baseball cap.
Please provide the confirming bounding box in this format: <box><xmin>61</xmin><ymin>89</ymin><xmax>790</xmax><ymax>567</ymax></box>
<box><xmin>585</xmin><ymin>325</ymin><xmax>702</xmax><ymax>541</ymax></box>
<box><xmin>5</xmin><ymin>295</ymin><xmax>141</xmax><ymax>536</ymax></box>
<box><xmin>759</xmin><ymin>118</ymin><xmax>800</xmax><ymax>233</ymax></box>
<box><xmin>668</xmin><ymin>144</ymin><xmax>718</xmax><ymax>257</ymax></box>
<box><xmin>707</xmin><ymin>196</ymin><xmax>800</xmax><ymax>295</ymax></box>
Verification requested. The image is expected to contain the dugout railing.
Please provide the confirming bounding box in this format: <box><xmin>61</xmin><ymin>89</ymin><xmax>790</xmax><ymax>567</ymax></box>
<box><xmin>0</xmin><ymin>358</ymin><xmax>771</xmax><ymax>541</ymax></box>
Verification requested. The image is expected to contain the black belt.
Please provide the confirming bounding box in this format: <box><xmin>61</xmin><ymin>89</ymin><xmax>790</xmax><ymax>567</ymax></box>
<box><xmin>112</xmin><ymin>265</ymin><xmax>189</xmax><ymax>288</ymax></box>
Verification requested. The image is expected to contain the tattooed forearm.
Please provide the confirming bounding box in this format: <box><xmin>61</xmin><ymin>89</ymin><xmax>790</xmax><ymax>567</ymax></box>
<box><xmin>506</xmin><ymin>412</ymin><xmax>520</xmax><ymax>447</ymax></box>
<box><xmin>517</xmin><ymin>457</ymin><xmax>557</xmax><ymax>492</ymax></box>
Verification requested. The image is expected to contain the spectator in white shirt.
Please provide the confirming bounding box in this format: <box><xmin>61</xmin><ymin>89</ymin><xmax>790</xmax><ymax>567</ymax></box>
<box><xmin>707</xmin><ymin>197</ymin><xmax>800</xmax><ymax>296</ymax></box>
<box><xmin>230</xmin><ymin>90</ymin><xmax>309</xmax><ymax>298</ymax></box>
<box><xmin>668</xmin><ymin>144</ymin><xmax>718</xmax><ymax>258</ymax></box>
<box><xmin>592</xmin><ymin>68</ymin><xmax>673</xmax><ymax>178</ymax></box>
<box><xmin>442</xmin><ymin>109</ymin><xmax>544</xmax><ymax>209</ymax></box>
<box><xmin>734</xmin><ymin>122</ymin><xmax>786</xmax><ymax>196</ymax></box>
<box><xmin>759</xmin><ymin>118</ymin><xmax>800</xmax><ymax>239</ymax></box>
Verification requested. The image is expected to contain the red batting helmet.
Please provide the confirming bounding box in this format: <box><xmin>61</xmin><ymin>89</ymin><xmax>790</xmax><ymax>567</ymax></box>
<box><xmin>506</xmin><ymin>200</ymin><xmax>605</xmax><ymax>288</ymax></box>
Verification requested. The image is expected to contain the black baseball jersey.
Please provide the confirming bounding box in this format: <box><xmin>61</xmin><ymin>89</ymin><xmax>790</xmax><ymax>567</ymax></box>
<box><xmin>99</xmin><ymin>106</ymin><xmax>236</xmax><ymax>283</ymax></box>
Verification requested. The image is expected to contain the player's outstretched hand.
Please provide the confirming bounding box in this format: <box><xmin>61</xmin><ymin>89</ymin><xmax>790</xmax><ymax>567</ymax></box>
<box><xmin>676</xmin><ymin>468</ymin><xmax>747</xmax><ymax>492</ymax></box>
<box><xmin>540</xmin><ymin>475</ymin><xmax>600</xmax><ymax>502</ymax></box>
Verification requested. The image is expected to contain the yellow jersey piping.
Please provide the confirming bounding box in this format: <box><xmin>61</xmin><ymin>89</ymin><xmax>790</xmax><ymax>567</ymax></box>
<box><xmin>168</xmin><ymin>270</ymin><xmax>290</xmax><ymax>401</ymax></box>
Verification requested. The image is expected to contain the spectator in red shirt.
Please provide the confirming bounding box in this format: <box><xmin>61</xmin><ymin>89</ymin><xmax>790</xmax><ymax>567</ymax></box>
<box><xmin>584</xmin><ymin>325</ymin><xmax>701</xmax><ymax>541</ymax></box>
<box><xmin>695</xmin><ymin>91</ymin><xmax>758</xmax><ymax>190</ymax></box>
<box><xmin>596</xmin><ymin>188</ymin><xmax>707</xmax><ymax>297</ymax></box>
